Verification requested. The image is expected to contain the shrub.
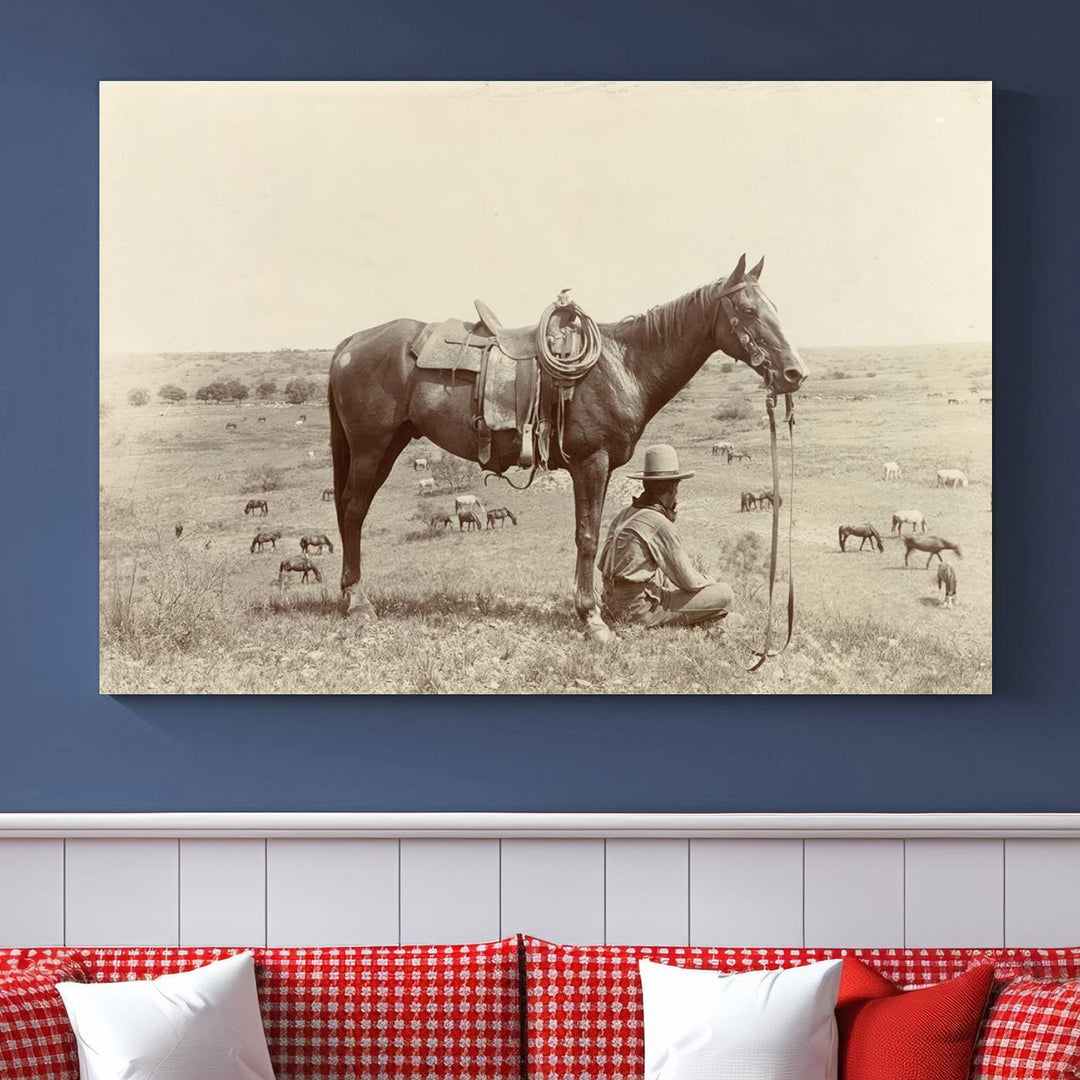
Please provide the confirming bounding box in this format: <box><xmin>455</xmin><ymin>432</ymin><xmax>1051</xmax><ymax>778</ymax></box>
<box><xmin>158</xmin><ymin>384</ymin><xmax>187</xmax><ymax>402</ymax></box>
<box><xmin>826</xmin><ymin>370</ymin><xmax>851</xmax><ymax>380</ymax></box>
<box><xmin>241</xmin><ymin>463</ymin><xmax>285</xmax><ymax>492</ymax></box>
<box><xmin>284</xmin><ymin>377</ymin><xmax>320</xmax><ymax>404</ymax></box>
<box><xmin>712</xmin><ymin>399</ymin><xmax>753</xmax><ymax>423</ymax></box>
<box><xmin>225</xmin><ymin>379</ymin><xmax>249</xmax><ymax>401</ymax></box>
<box><xmin>256</xmin><ymin>380</ymin><xmax>277</xmax><ymax>399</ymax></box>
<box><xmin>719</xmin><ymin>361</ymin><xmax>735</xmax><ymax>374</ymax></box>
<box><xmin>127</xmin><ymin>387</ymin><xmax>150</xmax><ymax>406</ymax></box>
<box><xmin>431</xmin><ymin>455</ymin><xmax>480</xmax><ymax>493</ymax></box>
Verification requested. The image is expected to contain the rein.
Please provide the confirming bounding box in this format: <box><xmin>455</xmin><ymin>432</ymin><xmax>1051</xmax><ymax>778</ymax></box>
<box><xmin>745</xmin><ymin>387</ymin><xmax>796</xmax><ymax>672</ymax></box>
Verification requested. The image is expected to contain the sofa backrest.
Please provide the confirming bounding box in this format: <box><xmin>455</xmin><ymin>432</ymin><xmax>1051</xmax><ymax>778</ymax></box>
<box><xmin>0</xmin><ymin>940</ymin><xmax>522</xmax><ymax>1080</ymax></box>
<box><xmin>521</xmin><ymin>937</ymin><xmax>1080</xmax><ymax>1080</ymax></box>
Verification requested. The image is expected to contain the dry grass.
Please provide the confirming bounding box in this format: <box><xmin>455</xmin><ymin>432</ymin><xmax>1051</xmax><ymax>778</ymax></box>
<box><xmin>99</xmin><ymin>342</ymin><xmax>991</xmax><ymax>694</ymax></box>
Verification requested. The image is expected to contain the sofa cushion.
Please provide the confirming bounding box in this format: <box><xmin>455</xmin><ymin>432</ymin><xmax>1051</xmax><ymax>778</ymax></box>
<box><xmin>522</xmin><ymin>938</ymin><xmax>975</xmax><ymax>1080</ymax></box>
<box><xmin>835</xmin><ymin>958</ymin><xmax>993</xmax><ymax>1080</ymax></box>
<box><xmin>969</xmin><ymin>949</ymin><xmax>1080</xmax><ymax>981</ymax></box>
<box><xmin>971</xmin><ymin>977</ymin><xmax>1080</xmax><ymax>1080</ymax></box>
<box><xmin>0</xmin><ymin>940</ymin><xmax>521</xmax><ymax>1080</ymax></box>
<box><xmin>0</xmin><ymin>954</ymin><xmax>92</xmax><ymax>1080</ymax></box>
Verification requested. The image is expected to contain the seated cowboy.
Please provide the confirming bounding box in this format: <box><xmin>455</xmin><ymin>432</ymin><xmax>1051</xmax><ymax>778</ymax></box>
<box><xmin>600</xmin><ymin>444</ymin><xmax>733</xmax><ymax>629</ymax></box>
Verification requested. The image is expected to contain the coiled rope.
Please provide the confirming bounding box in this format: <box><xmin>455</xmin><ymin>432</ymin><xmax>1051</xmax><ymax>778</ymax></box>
<box><xmin>535</xmin><ymin>298</ymin><xmax>603</xmax><ymax>383</ymax></box>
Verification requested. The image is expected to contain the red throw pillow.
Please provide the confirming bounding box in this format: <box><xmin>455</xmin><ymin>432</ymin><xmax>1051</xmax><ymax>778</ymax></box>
<box><xmin>836</xmin><ymin>957</ymin><xmax>994</xmax><ymax>1080</ymax></box>
<box><xmin>0</xmin><ymin>955</ymin><xmax>92</xmax><ymax>1080</ymax></box>
<box><xmin>970</xmin><ymin>977</ymin><xmax>1080</xmax><ymax>1080</ymax></box>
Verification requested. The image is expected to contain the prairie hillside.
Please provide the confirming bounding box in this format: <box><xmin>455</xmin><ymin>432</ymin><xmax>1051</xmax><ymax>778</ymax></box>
<box><xmin>100</xmin><ymin>341</ymin><xmax>991</xmax><ymax>694</ymax></box>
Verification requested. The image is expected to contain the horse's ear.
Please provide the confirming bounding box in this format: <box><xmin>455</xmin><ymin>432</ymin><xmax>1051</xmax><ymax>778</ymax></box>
<box><xmin>749</xmin><ymin>256</ymin><xmax>764</xmax><ymax>281</ymax></box>
<box><xmin>725</xmin><ymin>253</ymin><xmax>747</xmax><ymax>288</ymax></box>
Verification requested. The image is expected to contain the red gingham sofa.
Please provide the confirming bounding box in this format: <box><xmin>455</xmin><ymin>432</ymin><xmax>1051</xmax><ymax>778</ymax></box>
<box><xmin>3</xmin><ymin>937</ymin><xmax>1080</xmax><ymax>1079</ymax></box>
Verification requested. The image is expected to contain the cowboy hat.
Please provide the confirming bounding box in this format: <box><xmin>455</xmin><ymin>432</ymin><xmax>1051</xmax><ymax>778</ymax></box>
<box><xmin>626</xmin><ymin>443</ymin><xmax>696</xmax><ymax>481</ymax></box>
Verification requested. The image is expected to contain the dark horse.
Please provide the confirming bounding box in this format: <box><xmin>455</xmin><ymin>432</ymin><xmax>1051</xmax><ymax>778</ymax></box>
<box><xmin>903</xmin><ymin>535</ymin><xmax>962</xmax><ymax>567</ymax></box>
<box><xmin>279</xmin><ymin>555</ymin><xmax>322</xmax><ymax>584</ymax></box>
<box><xmin>244</xmin><ymin>499</ymin><xmax>268</xmax><ymax>516</ymax></box>
<box><xmin>300</xmin><ymin>533</ymin><xmax>335</xmax><ymax>554</ymax></box>
<box><xmin>487</xmin><ymin>507</ymin><xmax>518</xmax><ymax>528</ymax></box>
<box><xmin>250</xmin><ymin>529</ymin><xmax>282</xmax><ymax>553</ymax></box>
<box><xmin>838</xmin><ymin>523</ymin><xmax>884</xmax><ymax>552</ymax></box>
<box><xmin>328</xmin><ymin>254</ymin><xmax>807</xmax><ymax>641</ymax></box>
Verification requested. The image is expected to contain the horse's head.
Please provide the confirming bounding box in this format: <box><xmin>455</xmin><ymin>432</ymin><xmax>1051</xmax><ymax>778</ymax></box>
<box><xmin>712</xmin><ymin>254</ymin><xmax>808</xmax><ymax>395</ymax></box>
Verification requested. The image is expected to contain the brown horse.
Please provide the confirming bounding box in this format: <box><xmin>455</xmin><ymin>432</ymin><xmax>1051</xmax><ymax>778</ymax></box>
<box><xmin>486</xmin><ymin>507</ymin><xmax>518</xmax><ymax>528</ymax></box>
<box><xmin>458</xmin><ymin>509</ymin><xmax>484</xmax><ymax>532</ymax></box>
<box><xmin>328</xmin><ymin>254</ymin><xmax>807</xmax><ymax>641</ymax></box>
<box><xmin>937</xmin><ymin>562</ymin><xmax>958</xmax><ymax>606</ymax></box>
<box><xmin>279</xmin><ymin>555</ymin><xmax>322</xmax><ymax>584</ymax></box>
<box><xmin>903</xmin><ymin>534</ymin><xmax>962</xmax><ymax>567</ymax></box>
<box><xmin>300</xmin><ymin>533</ymin><xmax>335</xmax><ymax>554</ymax></box>
<box><xmin>244</xmin><ymin>499</ymin><xmax>268</xmax><ymax>516</ymax></box>
<box><xmin>838</xmin><ymin>523</ymin><xmax>884</xmax><ymax>552</ymax></box>
<box><xmin>250</xmin><ymin>529</ymin><xmax>282</xmax><ymax>554</ymax></box>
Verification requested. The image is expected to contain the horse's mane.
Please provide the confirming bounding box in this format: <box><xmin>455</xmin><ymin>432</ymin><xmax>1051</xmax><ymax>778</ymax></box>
<box><xmin>610</xmin><ymin>278</ymin><xmax>722</xmax><ymax>346</ymax></box>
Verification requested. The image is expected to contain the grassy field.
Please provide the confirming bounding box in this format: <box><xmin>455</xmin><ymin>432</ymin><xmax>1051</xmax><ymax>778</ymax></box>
<box><xmin>100</xmin><ymin>342</ymin><xmax>991</xmax><ymax>694</ymax></box>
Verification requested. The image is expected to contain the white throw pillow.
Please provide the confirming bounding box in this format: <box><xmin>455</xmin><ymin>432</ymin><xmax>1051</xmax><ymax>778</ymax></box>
<box><xmin>639</xmin><ymin>957</ymin><xmax>843</xmax><ymax>1080</ymax></box>
<box><xmin>57</xmin><ymin>951</ymin><xmax>276</xmax><ymax>1080</ymax></box>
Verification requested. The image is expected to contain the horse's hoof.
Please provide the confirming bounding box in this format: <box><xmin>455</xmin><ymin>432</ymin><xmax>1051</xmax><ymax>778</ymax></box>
<box><xmin>585</xmin><ymin>622</ymin><xmax>614</xmax><ymax>646</ymax></box>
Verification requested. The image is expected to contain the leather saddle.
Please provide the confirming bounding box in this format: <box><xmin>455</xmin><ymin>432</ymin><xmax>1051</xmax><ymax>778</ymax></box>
<box><xmin>472</xmin><ymin>299</ymin><xmax>540</xmax><ymax>361</ymax></box>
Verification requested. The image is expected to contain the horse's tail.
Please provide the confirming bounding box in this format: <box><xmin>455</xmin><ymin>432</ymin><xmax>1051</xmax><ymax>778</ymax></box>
<box><xmin>329</xmin><ymin>378</ymin><xmax>350</xmax><ymax>544</ymax></box>
<box><xmin>838</xmin><ymin>525</ymin><xmax>844</xmax><ymax>550</ymax></box>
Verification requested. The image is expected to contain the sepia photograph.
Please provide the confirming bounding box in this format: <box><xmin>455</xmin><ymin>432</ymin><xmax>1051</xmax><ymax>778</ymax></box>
<box><xmin>99</xmin><ymin>80</ymin><xmax>991</xmax><ymax>694</ymax></box>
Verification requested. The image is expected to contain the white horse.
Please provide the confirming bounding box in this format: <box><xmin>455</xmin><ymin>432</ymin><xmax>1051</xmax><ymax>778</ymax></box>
<box><xmin>937</xmin><ymin>468</ymin><xmax>968</xmax><ymax>488</ymax></box>
<box><xmin>891</xmin><ymin>509</ymin><xmax>926</xmax><ymax>534</ymax></box>
<box><xmin>417</xmin><ymin>477</ymin><xmax>436</xmax><ymax>494</ymax></box>
<box><xmin>412</xmin><ymin>457</ymin><xmax>429</xmax><ymax>471</ymax></box>
<box><xmin>882</xmin><ymin>461</ymin><xmax>902</xmax><ymax>481</ymax></box>
<box><xmin>295</xmin><ymin>419</ymin><xmax>304</xmax><ymax>429</ymax></box>
<box><xmin>712</xmin><ymin>441</ymin><xmax>734</xmax><ymax>457</ymax></box>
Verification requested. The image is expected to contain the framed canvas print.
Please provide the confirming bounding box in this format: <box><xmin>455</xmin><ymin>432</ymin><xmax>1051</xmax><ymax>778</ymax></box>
<box><xmin>99</xmin><ymin>79</ymin><xmax>990</xmax><ymax>695</ymax></box>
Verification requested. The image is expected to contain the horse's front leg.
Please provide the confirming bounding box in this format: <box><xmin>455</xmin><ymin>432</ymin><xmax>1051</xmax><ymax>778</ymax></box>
<box><xmin>568</xmin><ymin>451</ymin><xmax>612</xmax><ymax>644</ymax></box>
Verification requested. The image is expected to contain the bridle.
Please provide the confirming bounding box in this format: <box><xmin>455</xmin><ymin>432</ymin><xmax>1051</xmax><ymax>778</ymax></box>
<box><xmin>712</xmin><ymin>278</ymin><xmax>797</xmax><ymax>671</ymax></box>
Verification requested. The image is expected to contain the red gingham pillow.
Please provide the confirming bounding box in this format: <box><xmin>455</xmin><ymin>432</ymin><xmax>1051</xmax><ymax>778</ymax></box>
<box><xmin>971</xmin><ymin>977</ymin><xmax>1080</xmax><ymax>1080</ymax></box>
<box><xmin>0</xmin><ymin>954</ymin><xmax>92</xmax><ymax>1080</ymax></box>
<box><xmin>522</xmin><ymin>937</ymin><xmax>974</xmax><ymax>1080</ymax></box>
<box><xmin>971</xmin><ymin>949</ymin><xmax>1080</xmax><ymax>982</ymax></box>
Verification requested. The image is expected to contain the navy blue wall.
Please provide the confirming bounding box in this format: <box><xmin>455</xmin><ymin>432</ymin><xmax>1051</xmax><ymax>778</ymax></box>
<box><xmin>1</xmin><ymin>0</ymin><xmax>1077</xmax><ymax>812</ymax></box>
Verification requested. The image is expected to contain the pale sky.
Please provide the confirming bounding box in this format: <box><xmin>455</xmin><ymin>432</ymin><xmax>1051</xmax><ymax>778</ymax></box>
<box><xmin>100</xmin><ymin>81</ymin><xmax>990</xmax><ymax>354</ymax></box>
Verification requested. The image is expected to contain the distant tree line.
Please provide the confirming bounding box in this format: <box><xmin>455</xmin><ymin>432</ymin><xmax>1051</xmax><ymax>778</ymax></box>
<box><xmin>135</xmin><ymin>375</ymin><xmax>325</xmax><ymax>406</ymax></box>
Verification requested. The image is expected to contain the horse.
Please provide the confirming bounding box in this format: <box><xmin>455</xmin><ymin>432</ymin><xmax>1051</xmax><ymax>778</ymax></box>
<box><xmin>756</xmin><ymin>490</ymin><xmax>782</xmax><ymax>509</ymax></box>
<box><xmin>838</xmin><ymin>523</ymin><xmax>883</xmax><ymax>553</ymax></box>
<box><xmin>937</xmin><ymin>468</ymin><xmax>968</xmax><ymax>488</ymax></box>
<box><xmin>727</xmin><ymin>450</ymin><xmax>751</xmax><ymax>464</ymax></box>
<box><xmin>300</xmin><ymin>533</ymin><xmax>335</xmax><ymax>554</ymax></box>
<box><xmin>903</xmin><ymin>535</ymin><xmax>962</xmax><ymax>567</ymax></box>
<box><xmin>244</xmin><ymin>499</ymin><xmax>268</xmax><ymax>516</ymax></box>
<box><xmin>279</xmin><ymin>554</ymin><xmax>322</xmax><ymax>584</ymax></box>
<box><xmin>429</xmin><ymin>512</ymin><xmax>453</xmax><ymax>530</ymax></box>
<box><xmin>258</xmin><ymin>416</ymin><xmax>267</xmax><ymax>422</ymax></box>
<box><xmin>947</xmin><ymin>398</ymin><xmax>960</xmax><ymax>405</ymax></box>
<box><xmin>299</xmin><ymin>414</ymin><xmax>306</xmax><ymax>422</ymax></box>
<box><xmin>487</xmin><ymin>507</ymin><xmax>518</xmax><ymax>528</ymax></box>
<box><xmin>711</xmin><ymin>441</ymin><xmax>733</xmax><ymax>457</ymax></box>
<box><xmin>412</xmin><ymin>457</ymin><xmax>429</xmax><ymax>471</ymax></box>
<box><xmin>979</xmin><ymin>397</ymin><xmax>992</xmax><ymax>404</ymax></box>
<box><xmin>458</xmin><ymin>509</ymin><xmax>484</xmax><ymax>532</ymax></box>
<box><xmin>250</xmin><ymin>529</ymin><xmax>282</xmax><ymax>554</ymax></box>
<box><xmin>225</xmin><ymin>422</ymin><xmax>237</xmax><ymax>430</ymax></box>
<box><xmin>417</xmin><ymin>477</ymin><xmax>436</xmax><ymax>495</ymax></box>
<box><xmin>937</xmin><ymin>562</ymin><xmax>958</xmax><ymax>606</ymax></box>
<box><xmin>891</xmin><ymin>509</ymin><xmax>926</xmax><ymax>534</ymax></box>
<box><xmin>882</xmin><ymin>461</ymin><xmax>901</xmax><ymax>481</ymax></box>
<box><xmin>328</xmin><ymin>254</ymin><xmax>806</xmax><ymax>641</ymax></box>
<box><xmin>308</xmin><ymin>450</ymin><xmax>316</xmax><ymax>460</ymax></box>
<box><xmin>322</xmin><ymin>488</ymin><xmax>334</xmax><ymax>501</ymax></box>
<box><xmin>740</xmin><ymin>491</ymin><xmax>757</xmax><ymax>512</ymax></box>
<box><xmin>174</xmin><ymin>522</ymin><xmax>183</xmax><ymax>539</ymax></box>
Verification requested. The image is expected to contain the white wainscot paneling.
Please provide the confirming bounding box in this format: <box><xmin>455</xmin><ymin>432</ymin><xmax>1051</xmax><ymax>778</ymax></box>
<box><xmin>180</xmin><ymin>839</ymin><xmax>266</xmax><ymax>946</ymax></box>
<box><xmin>1006</xmin><ymin>839</ymin><xmax>1080</xmax><ymax>946</ymax></box>
<box><xmin>501</xmin><ymin>839</ymin><xmax>604</xmax><ymax>943</ymax></box>
<box><xmin>0</xmin><ymin>840</ymin><xmax>64</xmax><ymax>946</ymax></box>
<box><xmin>266</xmin><ymin>839</ymin><xmax>398</xmax><ymax>946</ymax></box>
<box><xmin>606</xmin><ymin>839</ymin><xmax>689</xmax><ymax>945</ymax></box>
<box><xmin>400</xmin><ymin>839</ymin><xmax>500</xmax><ymax>944</ymax></box>
<box><xmin>65</xmin><ymin>839</ymin><xmax>179</xmax><ymax>946</ymax></box>
<box><xmin>905</xmin><ymin>839</ymin><xmax>1003</xmax><ymax>947</ymax></box>
<box><xmin>690</xmin><ymin>839</ymin><xmax>804</xmax><ymax>946</ymax></box>
<box><xmin>804</xmin><ymin>839</ymin><xmax>904</xmax><ymax>947</ymax></box>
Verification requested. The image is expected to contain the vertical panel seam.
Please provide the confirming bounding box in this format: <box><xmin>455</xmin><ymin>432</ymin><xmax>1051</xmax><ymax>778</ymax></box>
<box><xmin>801</xmin><ymin>840</ymin><xmax>806</xmax><ymax>948</ymax></box>
<box><xmin>263</xmin><ymin>839</ymin><xmax>269</xmax><ymax>948</ymax></box>
<box><xmin>498</xmin><ymin>839</ymin><xmax>503</xmax><ymax>940</ymax></box>
<box><xmin>685</xmin><ymin>838</ymin><xmax>691</xmax><ymax>947</ymax></box>
<box><xmin>62</xmin><ymin>839</ymin><xmax>67</xmax><ymax>947</ymax></box>
<box><xmin>176</xmin><ymin>839</ymin><xmax>182</xmax><ymax>947</ymax></box>
<box><xmin>901</xmin><ymin>839</ymin><xmax>907</xmax><ymax>948</ymax></box>
<box><xmin>397</xmin><ymin>839</ymin><xmax>402</xmax><ymax>946</ymax></box>
<box><xmin>602</xmin><ymin>839</ymin><xmax>607</xmax><ymax>945</ymax></box>
<box><xmin>1001</xmin><ymin>838</ymin><xmax>1007</xmax><ymax>947</ymax></box>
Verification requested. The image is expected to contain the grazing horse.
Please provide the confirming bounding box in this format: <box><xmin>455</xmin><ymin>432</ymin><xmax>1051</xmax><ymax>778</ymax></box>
<box><xmin>903</xmin><ymin>535</ymin><xmax>962</xmax><ymax>567</ymax></box>
<box><xmin>937</xmin><ymin>562</ymin><xmax>958</xmax><ymax>606</ymax></box>
<box><xmin>891</xmin><ymin>509</ymin><xmax>926</xmax><ymax>534</ymax></box>
<box><xmin>838</xmin><ymin>523</ymin><xmax>884</xmax><ymax>552</ymax></box>
<box><xmin>258</xmin><ymin>416</ymin><xmax>267</xmax><ymax>422</ymax></box>
<box><xmin>429</xmin><ymin>512</ymin><xmax>453</xmax><ymax>530</ymax></box>
<box><xmin>882</xmin><ymin>461</ymin><xmax>901</xmax><ymax>481</ymax></box>
<box><xmin>279</xmin><ymin>554</ymin><xmax>322</xmax><ymax>584</ymax></box>
<box><xmin>412</xmin><ymin>457</ymin><xmax>429</xmax><ymax>471</ymax></box>
<box><xmin>740</xmin><ymin>491</ymin><xmax>757</xmax><ymax>512</ymax></box>
<box><xmin>244</xmin><ymin>499</ymin><xmax>268</xmax><ymax>516</ymax></box>
<box><xmin>328</xmin><ymin>254</ymin><xmax>806</xmax><ymax>640</ymax></box>
<box><xmin>174</xmin><ymin>522</ymin><xmax>183</xmax><ymax>539</ymax></box>
<box><xmin>727</xmin><ymin>449</ymin><xmax>751</xmax><ymax>464</ymax></box>
<box><xmin>300</xmin><ymin>533</ymin><xmax>335</xmax><ymax>554</ymax></box>
<box><xmin>225</xmin><ymin>422</ymin><xmax>237</xmax><ymax>430</ymax></box>
<box><xmin>458</xmin><ymin>509</ymin><xmax>484</xmax><ymax>532</ymax></box>
<box><xmin>487</xmin><ymin>507</ymin><xmax>518</xmax><ymax>528</ymax></box>
<box><xmin>947</xmin><ymin>398</ymin><xmax>960</xmax><ymax>405</ymax></box>
<box><xmin>322</xmin><ymin>488</ymin><xmax>334</xmax><ymax>501</ymax></box>
<box><xmin>250</xmin><ymin>529</ymin><xmax>282</xmax><ymax>553</ymax></box>
<box><xmin>980</xmin><ymin>397</ymin><xmax>992</xmax><ymax>404</ymax></box>
<box><xmin>937</xmin><ymin>468</ymin><xmax>968</xmax><ymax>488</ymax></box>
<box><xmin>712</xmin><ymin>441</ymin><xmax>733</xmax><ymax>457</ymax></box>
<box><xmin>417</xmin><ymin>477</ymin><xmax>436</xmax><ymax>495</ymax></box>
<box><xmin>756</xmin><ymin>490</ymin><xmax>782</xmax><ymax>509</ymax></box>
